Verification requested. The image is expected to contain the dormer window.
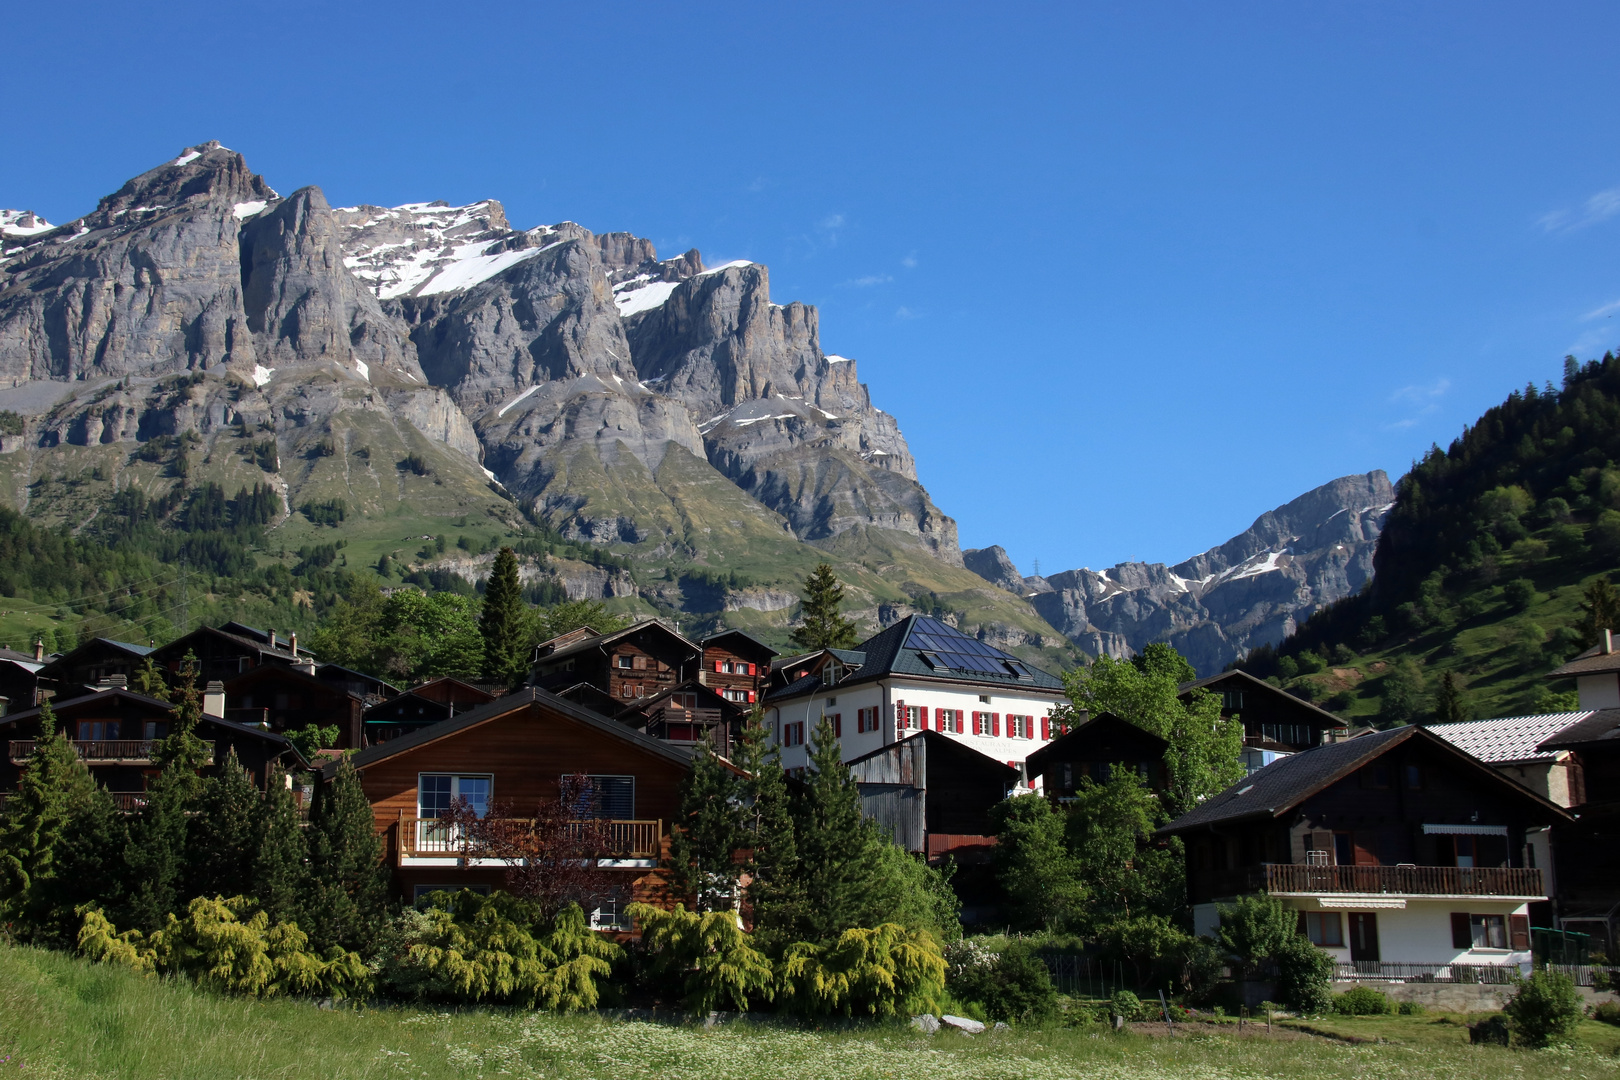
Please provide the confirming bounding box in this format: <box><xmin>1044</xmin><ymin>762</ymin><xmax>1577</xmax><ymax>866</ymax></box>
<box><xmin>918</xmin><ymin>651</ymin><xmax>948</xmax><ymax>670</ymax></box>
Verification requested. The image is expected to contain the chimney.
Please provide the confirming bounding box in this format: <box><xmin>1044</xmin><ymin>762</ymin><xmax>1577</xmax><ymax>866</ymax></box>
<box><xmin>1605</xmin><ymin>629</ymin><xmax>1613</xmax><ymax>656</ymax></box>
<box><xmin>289</xmin><ymin>631</ymin><xmax>298</xmax><ymax>655</ymax></box>
<box><xmin>33</xmin><ymin>639</ymin><xmax>43</xmax><ymax>662</ymax></box>
<box><xmin>203</xmin><ymin>680</ymin><xmax>225</xmax><ymax>718</ymax></box>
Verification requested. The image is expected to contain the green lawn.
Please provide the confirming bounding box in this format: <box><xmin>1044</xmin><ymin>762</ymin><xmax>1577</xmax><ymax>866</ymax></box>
<box><xmin>4</xmin><ymin>946</ymin><xmax>1619</xmax><ymax>1080</ymax></box>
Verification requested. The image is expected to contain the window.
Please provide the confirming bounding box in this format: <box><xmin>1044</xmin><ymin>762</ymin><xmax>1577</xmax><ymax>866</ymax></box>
<box><xmin>939</xmin><ymin>708</ymin><xmax>964</xmax><ymax>734</ymax></box>
<box><xmin>591</xmin><ymin>891</ymin><xmax>629</xmax><ymax>930</ymax></box>
<box><xmin>1452</xmin><ymin>912</ymin><xmax>1508</xmax><ymax>949</ymax></box>
<box><xmin>576</xmin><ymin>775</ymin><xmax>634</xmax><ymax>820</ymax></box>
<box><xmin>1453</xmin><ymin>836</ymin><xmax>1476</xmax><ymax>868</ymax></box>
<box><xmin>142</xmin><ymin>720</ymin><xmax>168</xmax><ymax>739</ymax></box>
<box><xmin>1221</xmin><ymin>690</ymin><xmax>1244</xmax><ymax>712</ymax></box>
<box><xmin>617</xmin><ymin>655</ymin><xmax>633</xmax><ymax>669</ymax></box>
<box><xmin>1405</xmin><ymin>764</ymin><xmax>1424</xmax><ymax>790</ymax></box>
<box><xmin>826</xmin><ymin>696</ymin><xmax>836</xmax><ymax>706</ymax></box>
<box><xmin>77</xmin><ymin>720</ymin><xmax>119</xmax><ymax>740</ymax></box>
<box><xmin>896</xmin><ymin>704</ymin><xmax>924</xmax><ymax>732</ymax></box>
<box><xmin>1007</xmin><ymin>714</ymin><xmax>1033</xmax><ymax>739</ymax></box>
<box><xmin>1334</xmin><ymin>833</ymin><xmax>1355</xmax><ymax>867</ymax></box>
<box><xmin>418</xmin><ymin>774</ymin><xmax>492</xmax><ymax>819</ymax></box>
<box><xmin>1359</xmin><ymin>764</ymin><xmax>1392</xmax><ymax>790</ymax></box>
<box><xmin>974</xmin><ymin>711</ymin><xmax>992</xmax><ymax>736</ymax></box>
<box><xmin>621</xmin><ymin>683</ymin><xmax>633</xmax><ymax>697</ymax></box>
<box><xmin>782</xmin><ymin>721</ymin><xmax>806</xmax><ymax>747</ymax></box>
<box><xmin>1304</xmin><ymin>911</ymin><xmax>1343</xmax><ymax>947</ymax></box>
<box><xmin>979</xmin><ymin>695</ymin><xmax>991</xmax><ymax>704</ymax></box>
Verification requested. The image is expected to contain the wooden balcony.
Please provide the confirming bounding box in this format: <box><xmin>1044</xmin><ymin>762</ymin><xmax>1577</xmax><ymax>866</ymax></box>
<box><xmin>8</xmin><ymin>740</ymin><xmax>213</xmax><ymax>766</ymax></box>
<box><xmin>1197</xmin><ymin>862</ymin><xmax>1545</xmax><ymax>901</ymax></box>
<box><xmin>396</xmin><ymin>816</ymin><xmax>663</xmax><ymax>865</ymax></box>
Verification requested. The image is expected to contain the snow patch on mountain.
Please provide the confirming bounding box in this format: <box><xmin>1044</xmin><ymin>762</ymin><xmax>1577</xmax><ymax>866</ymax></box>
<box><xmin>1</xmin><ymin>211</ymin><xmax>54</xmax><ymax>237</ymax></box>
<box><xmin>613</xmin><ymin>276</ymin><xmax>680</xmax><ymax>317</ymax></box>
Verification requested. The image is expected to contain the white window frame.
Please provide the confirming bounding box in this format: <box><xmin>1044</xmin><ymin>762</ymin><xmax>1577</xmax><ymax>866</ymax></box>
<box><xmin>416</xmin><ymin>773</ymin><xmax>493</xmax><ymax>851</ymax></box>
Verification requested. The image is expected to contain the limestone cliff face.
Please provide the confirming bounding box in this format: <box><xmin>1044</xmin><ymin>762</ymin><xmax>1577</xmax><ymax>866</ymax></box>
<box><xmin>966</xmin><ymin>472</ymin><xmax>1395</xmax><ymax>675</ymax></box>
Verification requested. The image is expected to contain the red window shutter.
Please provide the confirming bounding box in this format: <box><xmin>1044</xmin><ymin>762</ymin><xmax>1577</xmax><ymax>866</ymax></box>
<box><xmin>1450</xmin><ymin>912</ymin><xmax>1472</xmax><ymax>949</ymax></box>
<box><xmin>833</xmin><ymin>713</ymin><xmax>842</xmax><ymax>737</ymax></box>
<box><xmin>714</xmin><ymin>660</ymin><xmax>723</xmax><ymax>673</ymax></box>
<box><xmin>1041</xmin><ymin>716</ymin><xmax>1049</xmax><ymax>740</ymax></box>
<box><xmin>747</xmin><ymin>691</ymin><xmax>755</xmax><ymax>703</ymax></box>
<box><xmin>935</xmin><ymin>707</ymin><xmax>944</xmax><ymax>731</ymax></box>
<box><xmin>992</xmin><ymin>712</ymin><xmax>1000</xmax><ymax>737</ymax></box>
<box><xmin>1509</xmin><ymin>914</ymin><xmax>1530</xmax><ymax>950</ymax></box>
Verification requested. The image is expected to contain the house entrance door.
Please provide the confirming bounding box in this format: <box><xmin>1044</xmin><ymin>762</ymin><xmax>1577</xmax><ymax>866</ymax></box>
<box><xmin>1348</xmin><ymin>913</ymin><xmax>1380</xmax><ymax>962</ymax></box>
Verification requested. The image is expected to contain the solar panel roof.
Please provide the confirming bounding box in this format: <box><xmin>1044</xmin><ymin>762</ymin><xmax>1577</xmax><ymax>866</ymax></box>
<box><xmin>907</xmin><ymin>616</ymin><xmax>1024</xmax><ymax>676</ymax></box>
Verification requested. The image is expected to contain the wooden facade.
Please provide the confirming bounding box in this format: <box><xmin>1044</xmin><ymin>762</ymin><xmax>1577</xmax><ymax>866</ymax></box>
<box><xmin>224</xmin><ymin>665</ymin><xmax>368</xmax><ymax>749</ymax></box>
<box><xmin>530</xmin><ymin>621</ymin><xmax>700</xmax><ymax>705</ymax></box>
<box><xmin>846</xmin><ymin>731</ymin><xmax>1019</xmax><ymax>861</ymax></box>
<box><xmin>37</xmin><ymin>638</ymin><xmax>154</xmax><ymax>696</ymax></box>
<box><xmin>1024</xmin><ymin>712</ymin><xmax>1168</xmax><ymax>798</ymax></box>
<box><xmin>330</xmin><ymin>688</ymin><xmax>696</xmax><ymax>911</ymax></box>
<box><xmin>1182</xmin><ymin>669</ymin><xmax>1345</xmax><ymax>753</ymax></box>
<box><xmin>148</xmin><ymin>624</ymin><xmax>309</xmax><ymax>684</ymax></box>
<box><xmin>698</xmin><ymin>630</ymin><xmax>775</xmax><ymax>707</ymax></box>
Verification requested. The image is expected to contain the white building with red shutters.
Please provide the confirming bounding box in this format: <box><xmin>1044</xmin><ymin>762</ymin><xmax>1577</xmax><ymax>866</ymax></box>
<box><xmin>762</xmin><ymin>615</ymin><xmax>1068</xmax><ymax>783</ymax></box>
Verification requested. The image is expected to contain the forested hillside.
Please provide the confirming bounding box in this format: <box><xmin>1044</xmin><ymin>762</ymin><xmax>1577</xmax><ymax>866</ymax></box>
<box><xmin>1239</xmin><ymin>352</ymin><xmax>1620</xmax><ymax>723</ymax></box>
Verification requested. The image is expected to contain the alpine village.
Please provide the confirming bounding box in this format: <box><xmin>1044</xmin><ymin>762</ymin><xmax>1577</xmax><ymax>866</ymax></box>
<box><xmin>5</xmin><ymin>134</ymin><xmax>1620</xmax><ymax>1067</ymax></box>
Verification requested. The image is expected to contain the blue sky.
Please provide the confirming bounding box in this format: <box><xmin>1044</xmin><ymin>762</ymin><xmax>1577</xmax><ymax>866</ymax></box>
<box><xmin>7</xmin><ymin>3</ymin><xmax>1620</xmax><ymax>575</ymax></box>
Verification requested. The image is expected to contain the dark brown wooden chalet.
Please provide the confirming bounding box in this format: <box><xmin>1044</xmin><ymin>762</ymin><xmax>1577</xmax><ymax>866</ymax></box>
<box><xmin>0</xmin><ymin>688</ymin><xmax>302</xmax><ymax>808</ymax></box>
<box><xmin>616</xmin><ymin>680</ymin><xmax>745</xmax><ymax>756</ymax></box>
<box><xmin>37</xmin><ymin>638</ymin><xmax>156</xmax><ymax>697</ymax></box>
<box><xmin>699</xmin><ymin>630</ymin><xmax>776</xmax><ymax>707</ymax></box>
<box><xmin>1536</xmin><ymin>710</ymin><xmax>1620</xmax><ymax>952</ymax></box>
<box><xmin>1024</xmin><ymin>712</ymin><xmax>1168</xmax><ymax>799</ymax></box>
<box><xmin>0</xmin><ymin>645</ymin><xmax>49</xmax><ymax>712</ymax></box>
<box><xmin>148</xmin><ymin>622</ymin><xmax>313</xmax><ymax>683</ymax></box>
<box><xmin>1180</xmin><ymin>669</ymin><xmax>1346</xmax><ymax>756</ymax></box>
<box><xmin>1161</xmin><ymin>726</ymin><xmax>1570</xmax><ymax>966</ymax></box>
<box><xmin>323</xmin><ymin>687</ymin><xmax>700</xmax><ymax>919</ymax></box>
<box><xmin>362</xmin><ymin>678</ymin><xmax>497</xmax><ymax>747</ymax></box>
<box><xmin>847</xmin><ymin>730</ymin><xmax>1020</xmax><ymax>863</ymax></box>
<box><xmin>530</xmin><ymin>620</ymin><xmax>701</xmax><ymax>704</ymax></box>
<box><xmin>223</xmin><ymin>664</ymin><xmax>369</xmax><ymax>749</ymax></box>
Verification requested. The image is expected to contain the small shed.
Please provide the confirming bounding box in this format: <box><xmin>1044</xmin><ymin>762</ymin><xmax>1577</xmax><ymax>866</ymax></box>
<box><xmin>845</xmin><ymin>730</ymin><xmax>1019</xmax><ymax>859</ymax></box>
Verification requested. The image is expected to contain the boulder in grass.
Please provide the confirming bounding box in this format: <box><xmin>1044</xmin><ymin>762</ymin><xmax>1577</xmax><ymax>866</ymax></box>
<box><xmin>941</xmin><ymin>1015</ymin><xmax>986</xmax><ymax>1034</ymax></box>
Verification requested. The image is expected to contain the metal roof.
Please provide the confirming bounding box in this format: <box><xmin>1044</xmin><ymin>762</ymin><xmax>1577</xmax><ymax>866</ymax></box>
<box><xmin>1429</xmin><ymin>712</ymin><xmax>1590</xmax><ymax>764</ymax></box>
<box><xmin>1538</xmin><ymin>708</ymin><xmax>1620</xmax><ymax>751</ymax></box>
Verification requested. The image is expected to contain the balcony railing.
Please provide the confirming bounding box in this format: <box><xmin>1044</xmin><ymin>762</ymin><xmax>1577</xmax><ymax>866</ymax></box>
<box><xmin>397</xmin><ymin>816</ymin><xmax>663</xmax><ymax>862</ymax></box>
<box><xmin>8</xmin><ymin>740</ymin><xmax>213</xmax><ymax>766</ymax></box>
<box><xmin>1194</xmin><ymin>862</ymin><xmax>1546</xmax><ymax>900</ymax></box>
<box><xmin>1334</xmin><ymin>962</ymin><xmax>1524</xmax><ymax>983</ymax></box>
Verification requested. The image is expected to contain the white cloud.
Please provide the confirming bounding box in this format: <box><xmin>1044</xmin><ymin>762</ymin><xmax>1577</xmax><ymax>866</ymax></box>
<box><xmin>1539</xmin><ymin>185</ymin><xmax>1620</xmax><ymax>233</ymax></box>
<box><xmin>819</xmin><ymin>213</ymin><xmax>845</xmax><ymax>230</ymax></box>
<box><xmin>1389</xmin><ymin>378</ymin><xmax>1450</xmax><ymax>405</ymax></box>
<box><xmin>1582</xmin><ymin>297</ymin><xmax>1620</xmax><ymax>321</ymax></box>
<box><xmin>1567</xmin><ymin>327</ymin><xmax>1618</xmax><ymax>357</ymax></box>
<box><xmin>895</xmin><ymin>306</ymin><xmax>919</xmax><ymax>320</ymax></box>
<box><xmin>901</xmin><ymin>252</ymin><xmax>918</xmax><ymax>269</ymax></box>
<box><xmin>841</xmin><ymin>274</ymin><xmax>892</xmax><ymax>288</ymax></box>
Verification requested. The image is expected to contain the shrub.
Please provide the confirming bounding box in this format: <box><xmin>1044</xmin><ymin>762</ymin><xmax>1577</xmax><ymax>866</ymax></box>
<box><xmin>628</xmin><ymin>903</ymin><xmax>774</xmax><ymax>1013</ymax></box>
<box><xmin>1592</xmin><ymin>1000</ymin><xmax>1620</xmax><ymax>1026</ymax></box>
<box><xmin>1274</xmin><ymin>936</ymin><xmax>1334</xmax><ymax>1015</ymax></box>
<box><xmin>1333</xmin><ymin>985</ymin><xmax>1395</xmax><ymax>1015</ymax></box>
<box><xmin>1503</xmin><ymin>578</ymin><xmax>1537</xmax><ymax>611</ymax></box>
<box><xmin>398</xmin><ymin>453</ymin><xmax>431</xmax><ymax>476</ymax></box>
<box><xmin>300</xmin><ymin>499</ymin><xmax>347</xmax><ymax>527</ymax></box>
<box><xmin>1504</xmin><ymin>968</ymin><xmax>1583</xmax><ymax>1047</ymax></box>
<box><xmin>946</xmin><ymin>940</ymin><xmax>1058</xmax><ymax>1024</ymax></box>
<box><xmin>1396</xmin><ymin>999</ymin><xmax>1426</xmax><ymax>1015</ymax></box>
<box><xmin>778</xmin><ymin>923</ymin><xmax>946</xmax><ymax>1017</ymax></box>
<box><xmin>0</xmin><ymin>411</ymin><xmax>24</xmax><ymax>436</ymax></box>
<box><xmin>78</xmin><ymin>897</ymin><xmax>369</xmax><ymax>999</ymax></box>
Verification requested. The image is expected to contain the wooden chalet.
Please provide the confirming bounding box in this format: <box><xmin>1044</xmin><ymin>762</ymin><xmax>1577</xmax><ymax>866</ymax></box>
<box><xmin>1024</xmin><ymin>712</ymin><xmax>1168</xmax><ymax>799</ymax></box>
<box><xmin>846</xmin><ymin>730</ymin><xmax>1020</xmax><ymax>863</ymax></box>
<box><xmin>1161</xmin><ymin>725</ymin><xmax>1570</xmax><ymax>970</ymax></box>
<box><xmin>324</xmin><ymin>686</ymin><xmax>702</xmax><ymax>921</ymax></box>
<box><xmin>0</xmin><ymin>644</ymin><xmax>48</xmax><ymax>712</ymax></box>
<box><xmin>698</xmin><ymin>630</ymin><xmax>776</xmax><ymax>707</ymax></box>
<box><xmin>1180</xmin><ymin>669</ymin><xmax>1346</xmax><ymax>772</ymax></box>
<box><xmin>615</xmin><ymin>680</ymin><xmax>745</xmax><ymax>756</ymax></box>
<box><xmin>37</xmin><ymin>637</ymin><xmax>155</xmax><ymax>697</ymax></box>
<box><xmin>147</xmin><ymin>622</ymin><xmax>313</xmax><ymax>683</ymax></box>
<box><xmin>362</xmin><ymin>678</ymin><xmax>496</xmax><ymax>747</ymax></box>
<box><xmin>0</xmin><ymin>688</ymin><xmax>302</xmax><ymax>809</ymax></box>
<box><xmin>1536</xmin><ymin>709</ymin><xmax>1620</xmax><ymax>953</ymax></box>
<box><xmin>530</xmin><ymin>620</ymin><xmax>701</xmax><ymax>704</ymax></box>
<box><xmin>223</xmin><ymin>664</ymin><xmax>370</xmax><ymax>749</ymax></box>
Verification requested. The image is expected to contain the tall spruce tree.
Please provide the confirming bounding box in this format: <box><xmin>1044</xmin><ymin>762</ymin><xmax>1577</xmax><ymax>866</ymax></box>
<box><xmin>40</xmin><ymin>782</ymin><xmax>125</xmax><ymax>943</ymax></box>
<box><xmin>121</xmin><ymin>653</ymin><xmax>211</xmax><ymax>931</ymax></box>
<box><xmin>0</xmin><ymin>702</ymin><xmax>101</xmax><ymax>941</ymax></box>
<box><xmin>252</xmin><ymin>762</ymin><xmax>309</xmax><ymax>927</ymax></box>
<box><xmin>733</xmin><ymin>709</ymin><xmax>805</xmax><ymax>952</ymax></box>
<box><xmin>480</xmin><ymin>546</ymin><xmax>529</xmax><ymax>685</ymax></box>
<box><xmin>1434</xmin><ymin>671</ymin><xmax>1470</xmax><ymax>725</ymax></box>
<box><xmin>1574</xmin><ymin>578</ymin><xmax>1620</xmax><ymax>651</ymax></box>
<box><xmin>667</xmin><ymin>742</ymin><xmax>745</xmax><ymax>912</ymax></box>
<box><xmin>790</xmin><ymin>564</ymin><xmax>858</xmax><ymax>651</ymax></box>
<box><xmin>304</xmin><ymin>758</ymin><xmax>388</xmax><ymax>953</ymax></box>
<box><xmin>789</xmin><ymin>715</ymin><xmax>884</xmax><ymax>941</ymax></box>
<box><xmin>186</xmin><ymin>747</ymin><xmax>259</xmax><ymax>902</ymax></box>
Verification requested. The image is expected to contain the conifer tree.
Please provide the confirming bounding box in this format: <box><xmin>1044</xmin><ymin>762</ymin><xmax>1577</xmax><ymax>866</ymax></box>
<box><xmin>668</xmin><ymin>742</ymin><xmax>745</xmax><ymax>912</ymax></box>
<box><xmin>252</xmin><ymin>762</ymin><xmax>309</xmax><ymax>927</ymax></box>
<box><xmin>1434</xmin><ymin>671</ymin><xmax>1470</xmax><ymax>725</ymax></box>
<box><xmin>732</xmin><ymin>710</ymin><xmax>805</xmax><ymax>952</ymax></box>
<box><xmin>304</xmin><ymin>758</ymin><xmax>388</xmax><ymax>953</ymax></box>
<box><xmin>40</xmin><ymin>782</ymin><xmax>125</xmax><ymax>943</ymax></box>
<box><xmin>790</xmin><ymin>715</ymin><xmax>883</xmax><ymax>942</ymax></box>
<box><xmin>790</xmin><ymin>564</ymin><xmax>858</xmax><ymax>651</ymax></box>
<box><xmin>187</xmin><ymin>747</ymin><xmax>259</xmax><ymax>902</ymax></box>
<box><xmin>480</xmin><ymin>545</ymin><xmax>529</xmax><ymax>685</ymax></box>
<box><xmin>1574</xmin><ymin>578</ymin><xmax>1620</xmax><ymax>651</ymax></box>
<box><xmin>122</xmin><ymin>653</ymin><xmax>211</xmax><ymax>931</ymax></box>
<box><xmin>0</xmin><ymin>702</ymin><xmax>102</xmax><ymax>941</ymax></box>
<box><xmin>133</xmin><ymin>657</ymin><xmax>171</xmax><ymax>701</ymax></box>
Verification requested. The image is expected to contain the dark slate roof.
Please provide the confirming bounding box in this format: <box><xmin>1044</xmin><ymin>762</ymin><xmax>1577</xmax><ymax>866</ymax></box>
<box><xmin>700</xmin><ymin>629</ymin><xmax>779</xmax><ymax>660</ymax></box>
<box><xmin>1024</xmin><ymin>712</ymin><xmax>1168</xmax><ymax>778</ymax></box>
<box><xmin>1160</xmin><ymin>725</ymin><xmax>1571</xmax><ymax>835</ymax></box>
<box><xmin>1538</xmin><ymin>708</ymin><xmax>1620</xmax><ymax>751</ymax></box>
<box><xmin>1547</xmin><ymin>642</ymin><xmax>1620</xmax><ymax>679</ymax></box>
<box><xmin>323</xmin><ymin>686</ymin><xmax>699</xmax><ymax>779</ymax></box>
<box><xmin>844</xmin><ymin>728</ymin><xmax>1020</xmax><ymax>783</ymax></box>
<box><xmin>0</xmin><ymin>687</ymin><xmax>299</xmax><ymax>752</ymax></box>
<box><xmin>37</xmin><ymin>637</ymin><xmax>155</xmax><ymax>677</ymax></box>
<box><xmin>529</xmin><ymin>619</ymin><xmax>700</xmax><ymax>666</ymax></box>
<box><xmin>771</xmin><ymin>648</ymin><xmax>866</xmax><ymax>673</ymax></box>
<box><xmin>1179</xmin><ymin>668</ymin><xmax>1346</xmax><ymax>727</ymax></box>
<box><xmin>771</xmin><ymin>616</ymin><xmax>1063</xmax><ymax>702</ymax></box>
<box><xmin>764</xmin><ymin>671</ymin><xmax>823</xmax><ymax>704</ymax></box>
<box><xmin>152</xmin><ymin>624</ymin><xmax>308</xmax><ymax>664</ymax></box>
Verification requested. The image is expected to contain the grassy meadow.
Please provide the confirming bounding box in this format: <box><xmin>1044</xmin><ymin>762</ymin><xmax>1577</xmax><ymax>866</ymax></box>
<box><xmin>4</xmin><ymin>945</ymin><xmax>1620</xmax><ymax>1080</ymax></box>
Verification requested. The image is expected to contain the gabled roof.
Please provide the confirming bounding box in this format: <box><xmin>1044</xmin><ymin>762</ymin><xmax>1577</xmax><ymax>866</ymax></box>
<box><xmin>1024</xmin><ymin>712</ymin><xmax>1168</xmax><ymax>779</ymax></box>
<box><xmin>315</xmin><ymin>663</ymin><xmax>401</xmax><ymax>696</ymax></box>
<box><xmin>771</xmin><ymin>616</ymin><xmax>1063</xmax><ymax>702</ymax></box>
<box><xmin>1430</xmin><ymin>712</ymin><xmax>1590</xmax><ymax>764</ymax></box>
<box><xmin>1159</xmin><ymin>725</ymin><xmax>1572</xmax><ymax>835</ymax></box>
<box><xmin>617</xmin><ymin>678</ymin><xmax>740</xmax><ymax>720</ymax></box>
<box><xmin>771</xmin><ymin>648</ymin><xmax>867</xmax><ymax>673</ymax></box>
<box><xmin>700</xmin><ymin>629</ymin><xmax>779</xmax><ymax>661</ymax></box>
<box><xmin>0</xmin><ymin>688</ymin><xmax>298</xmax><ymax>749</ymax></box>
<box><xmin>324</xmin><ymin>686</ymin><xmax>699</xmax><ymax>779</ymax></box>
<box><xmin>223</xmin><ymin>663</ymin><xmax>365</xmax><ymax>701</ymax></box>
<box><xmin>844</xmin><ymin>728</ymin><xmax>1021</xmax><ymax>784</ymax></box>
<box><xmin>1547</xmin><ymin>641</ymin><xmax>1620</xmax><ymax>680</ymax></box>
<box><xmin>529</xmin><ymin>619</ymin><xmax>700</xmax><ymax>667</ymax></box>
<box><xmin>1538</xmin><ymin>708</ymin><xmax>1620</xmax><ymax>752</ymax></box>
<box><xmin>1179</xmin><ymin>668</ymin><xmax>1346</xmax><ymax>727</ymax></box>
<box><xmin>150</xmin><ymin>624</ymin><xmax>307</xmax><ymax>664</ymax></box>
<box><xmin>38</xmin><ymin>637</ymin><xmax>155</xmax><ymax>678</ymax></box>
